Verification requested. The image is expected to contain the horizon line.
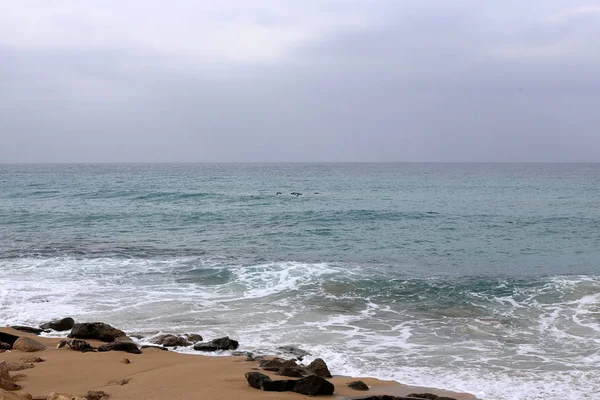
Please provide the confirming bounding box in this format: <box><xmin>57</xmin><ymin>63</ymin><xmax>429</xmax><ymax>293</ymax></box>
<box><xmin>1</xmin><ymin>161</ymin><xmax>600</xmax><ymax>165</ymax></box>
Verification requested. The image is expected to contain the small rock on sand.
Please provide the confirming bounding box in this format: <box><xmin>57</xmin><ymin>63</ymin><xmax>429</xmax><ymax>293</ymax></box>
<box><xmin>6</xmin><ymin>363</ymin><xmax>35</xmax><ymax>372</ymax></box>
<box><xmin>47</xmin><ymin>393</ymin><xmax>87</xmax><ymax>400</ymax></box>
<box><xmin>120</xmin><ymin>358</ymin><xmax>131</xmax><ymax>364</ymax></box>
<box><xmin>0</xmin><ymin>377</ymin><xmax>22</xmax><ymax>391</ymax></box>
<box><xmin>84</xmin><ymin>390</ymin><xmax>110</xmax><ymax>400</ymax></box>
<box><xmin>347</xmin><ymin>380</ymin><xmax>369</xmax><ymax>391</ymax></box>
<box><xmin>0</xmin><ymin>361</ymin><xmax>10</xmax><ymax>380</ymax></box>
<box><xmin>107</xmin><ymin>378</ymin><xmax>131</xmax><ymax>386</ymax></box>
<box><xmin>18</xmin><ymin>357</ymin><xmax>44</xmax><ymax>364</ymax></box>
<box><xmin>0</xmin><ymin>390</ymin><xmax>33</xmax><ymax>400</ymax></box>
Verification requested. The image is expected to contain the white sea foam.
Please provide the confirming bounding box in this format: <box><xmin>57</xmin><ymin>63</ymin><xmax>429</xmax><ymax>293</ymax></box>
<box><xmin>1</xmin><ymin>257</ymin><xmax>599</xmax><ymax>399</ymax></box>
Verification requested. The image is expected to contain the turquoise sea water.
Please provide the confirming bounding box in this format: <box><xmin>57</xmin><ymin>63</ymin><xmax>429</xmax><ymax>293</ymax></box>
<box><xmin>1</xmin><ymin>163</ymin><xmax>599</xmax><ymax>400</ymax></box>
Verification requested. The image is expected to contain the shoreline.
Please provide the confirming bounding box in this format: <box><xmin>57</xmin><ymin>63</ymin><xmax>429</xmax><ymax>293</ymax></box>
<box><xmin>1</xmin><ymin>327</ymin><xmax>479</xmax><ymax>400</ymax></box>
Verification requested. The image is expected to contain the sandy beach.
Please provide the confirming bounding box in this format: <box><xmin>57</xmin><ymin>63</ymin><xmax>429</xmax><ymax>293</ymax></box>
<box><xmin>0</xmin><ymin>327</ymin><xmax>478</xmax><ymax>400</ymax></box>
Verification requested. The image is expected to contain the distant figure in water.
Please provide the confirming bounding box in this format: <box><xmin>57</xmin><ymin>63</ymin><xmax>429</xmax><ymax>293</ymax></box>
<box><xmin>276</xmin><ymin>192</ymin><xmax>282</xmax><ymax>195</ymax></box>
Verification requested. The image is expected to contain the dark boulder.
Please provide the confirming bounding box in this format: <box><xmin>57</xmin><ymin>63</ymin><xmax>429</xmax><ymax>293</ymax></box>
<box><xmin>262</xmin><ymin>379</ymin><xmax>297</xmax><ymax>392</ymax></box>
<box><xmin>355</xmin><ymin>396</ymin><xmax>453</xmax><ymax>400</ymax></box>
<box><xmin>114</xmin><ymin>336</ymin><xmax>134</xmax><ymax>343</ymax></box>
<box><xmin>307</xmin><ymin>358</ymin><xmax>332</xmax><ymax>378</ymax></box>
<box><xmin>193</xmin><ymin>336</ymin><xmax>238</xmax><ymax>351</ymax></box>
<box><xmin>259</xmin><ymin>358</ymin><xmax>285</xmax><ymax>371</ymax></box>
<box><xmin>0</xmin><ymin>342</ymin><xmax>11</xmax><ymax>350</ymax></box>
<box><xmin>97</xmin><ymin>342</ymin><xmax>142</xmax><ymax>354</ymax></box>
<box><xmin>184</xmin><ymin>333</ymin><xmax>203</xmax><ymax>343</ymax></box>
<box><xmin>68</xmin><ymin>322</ymin><xmax>125</xmax><ymax>342</ymax></box>
<box><xmin>244</xmin><ymin>372</ymin><xmax>296</xmax><ymax>392</ymax></box>
<box><xmin>245</xmin><ymin>372</ymin><xmax>272</xmax><ymax>390</ymax></box>
<box><xmin>354</xmin><ymin>397</ymin><xmax>418</xmax><ymax>400</ymax></box>
<box><xmin>276</xmin><ymin>365</ymin><xmax>305</xmax><ymax>378</ymax></box>
<box><xmin>141</xmin><ymin>345</ymin><xmax>169</xmax><ymax>351</ymax></box>
<box><xmin>348</xmin><ymin>380</ymin><xmax>369</xmax><ymax>391</ymax></box>
<box><xmin>40</xmin><ymin>317</ymin><xmax>75</xmax><ymax>331</ymax></box>
<box><xmin>408</xmin><ymin>394</ymin><xmax>441</xmax><ymax>399</ymax></box>
<box><xmin>10</xmin><ymin>326</ymin><xmax>45</xmax><ymax>335</ymax></box>
<box><xmin>0</xmin><ymin>332</ymin><xmax>19</xmax><ymax>347</ymax></box>
<box><xmin>58</xmin><ymin>339</ymin><xmax>96</xmax><ymax>352</ymax></box>
<box><xmin>151</xmin><ymin>334</ymin><xmax>191</xmax><ymax>347</ymax></box>
<box><xmin>275</xmin><ymin>359</ymin><xmax>304</xmax><ymax>377</ymax></box>
<box><xmin>291</xmin><ymin>375</ymin><xmax>335</xmax><ymax>396</ymax></box>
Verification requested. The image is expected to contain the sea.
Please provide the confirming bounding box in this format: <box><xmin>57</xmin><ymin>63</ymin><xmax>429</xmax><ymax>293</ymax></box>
<box><xmin>1</xmin><ymin>163</ymin><xmax>599</xmax><ymax>400</ymax></box>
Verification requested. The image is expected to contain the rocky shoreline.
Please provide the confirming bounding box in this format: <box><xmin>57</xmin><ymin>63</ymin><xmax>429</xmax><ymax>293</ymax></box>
<box><xmin>1</xmin><ymin>320</ymin><xmax>479</xmax><ymax>400</ymax></box>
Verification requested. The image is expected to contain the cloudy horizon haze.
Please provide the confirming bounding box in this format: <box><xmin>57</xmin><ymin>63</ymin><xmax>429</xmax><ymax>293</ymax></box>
<box><xmin>1</xmin><ymin>1</ymin><xmax>599</xmax><ymax>163</ymax></box>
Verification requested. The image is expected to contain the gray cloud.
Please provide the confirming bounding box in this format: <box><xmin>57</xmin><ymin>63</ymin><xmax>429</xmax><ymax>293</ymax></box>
<box><xmin>1</xmin><ymin>0</ymin><xmax>599</xmax><ymax>162</ymax></box>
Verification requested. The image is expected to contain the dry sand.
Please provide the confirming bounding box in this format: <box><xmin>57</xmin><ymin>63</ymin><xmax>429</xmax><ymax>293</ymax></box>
<box><xmin>1</xmin><ymin>327</ymin><xmax>478</xmax><ymax>400</ymax></box>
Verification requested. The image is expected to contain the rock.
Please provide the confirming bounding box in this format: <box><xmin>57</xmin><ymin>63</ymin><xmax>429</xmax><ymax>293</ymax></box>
<box><xmin>0</xmin><ymin>342</ymin><xmax>12</xmax><ymax>350</ymax></box>
<box><xmin>0</xmin><ymin>332</ymin><xmax>19</xmax><ymax>347</ymax></box>
<box><xmin>276</xmin><ymin>365</ymin><xmax>304</xmax><ymax>378</ymax></box>
<box><xmin>120</xmin><ymin>358</ymin><xmax>130</xmax><ymax>364</ymax></box>
<box><xmin>245</xmin><ymin>372</ymin><xmax>272</xmax><ymax>390</ymax></box>
<box><xmin>307</xmin><ymin>358</ymin><xmax>332</xmax><ymax>378</ymax></box>
<box><xmin>246</xmin><ymin>354</ymin><xmax>264</xmax><ymax>362</ymax></box>
<box><xmin>291</xmin><ymin>375</ymin><xmax>335</xmax><ymax>396</ymax></box>
<box><xmin>97</xmin><ymin>342</ymin><xmax>142</xmax><ymax>354</ymax></box>
<box><xmin>6</xmin><ymin>363</ymin><xmax>34</xmax><ymax>371</ymax></box>
<box><xmin>84</xmin><ymin>390</ymin><xmax>110</xmax><ymax>400</ymax></box>
<box><xmin>278</xmin><ymin>345</ymin><xmax>310</xmax><ymax>359</ymax></box>
<box><xmin>193</xmin><ymin>336</ymin><xmax>239</xmax><ymax>351</ymax></box>
<box><xmin>348</xmin><ymin>380</ymin><xmax>369</xmax><ymax>391</ymax></box>
<box><xmin>231</xmin><ymin>351</ymin><xmax>252</xmax><ymax>357</ymax></box>
<box><xmin>68</xmin><ymin>322</ymin><xmax>125</xmax><ymax>342</ymax></box>
<box><xmin>0</xmin><ymin>378</ymin><xmax>21</xmax><ymax>391</ymax></box>
<box><xmin>0</xmin><ymin>361</ymin><xmax>10</xmax><ymax>381</ymax></box>
<box><xmin>259</xmin><ymin>358</ymin><xmax>285</xmax><ymax>371</ymax></box>
<box><xmin>0</xmin><ymin>390</ymin><xmax>33</xmax><ymax>400</ymax></box>
<box><xmin>10</xmin><ymin>326</ymin><xmax>44</xmax><ymax>335</ymax></box>
<box><xmin>150</xmin><ymin>334</ymin><xmax>191</xmax><ymax>347</ymax></box>
<box><xmin>244</xmin><ymin>372</ymin><xmax>295</xmax><ymax>392</ymax></box>
<box><xmin>262</xmin><ymin>379</ymin><xmax>296</xmax><ymax>392</ymax></box>
<box><xmin>18</xmin><ymin>357</ymin><xmax>44</xmax><ymax>364</ymax></box>
<box><xmin>46</xmin><ymin>393</ymin><xmax>87</xmax><ymax>400</ymax></box>
<box><xmin>40</xmin><ymin>318</ymin><xmax>75</xmax><ymax>331</ymax></box>
<box><xmin>140</xmin><ymin>345</ymin><xmax>168</xmax><ymax>351</ymax></box>
<box><xmin>275</xmin><ymin>359</ymin><xmax>304</xmax><ymax>377</ymax></box>
<box><xmin>114</xmin><ymin>336</ymin><xmax>134</xmax><ymax>343</ymax></box>
<box><xmin>354</xmin><ymin>397</ymin><xmax>413</xmax><ymax>400</ymax></box>
<box><xmin>107</xmin><ymin>378</ymin><xmax>131</xmax><ymax>386</ymax></box>
<box><xmin>12</xmin><ymin>337</ymin><xmax>46</xmax><ymax>352</ymax></box>
<box><xmin>59</xmin><ymin>340</ymin><xmax>96</xmax><ymax>352</ymax></box>
<box><xmin>408</xmin><ymin>394</ymin><xmax>441</xmax><ymax>399</ymax></box>
<box><xmin>184</xmin><ymin>333</ymin><xmax>203</xmax><ymax>343</ymax></box>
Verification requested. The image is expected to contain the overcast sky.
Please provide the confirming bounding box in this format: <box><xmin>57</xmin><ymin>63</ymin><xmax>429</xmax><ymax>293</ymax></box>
<box><xmin>1</xmin><ymin>0</ymin><xmax>599</xmax><ymax>162</ymax></box>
